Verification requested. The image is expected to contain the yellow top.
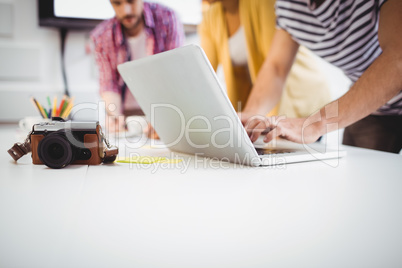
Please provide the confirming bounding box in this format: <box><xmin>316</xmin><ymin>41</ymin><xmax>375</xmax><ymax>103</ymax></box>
<box><xmin>198</xmin><ymin>0</ymin><xmax>332</xmax><ymax>117</ymax></box>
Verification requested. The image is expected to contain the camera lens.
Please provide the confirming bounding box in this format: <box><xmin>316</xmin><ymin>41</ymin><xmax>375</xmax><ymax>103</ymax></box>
<box><xmin>38</xmin><ymin>131</ymin><xmax>74</xmax><ymax>169</ymax></box>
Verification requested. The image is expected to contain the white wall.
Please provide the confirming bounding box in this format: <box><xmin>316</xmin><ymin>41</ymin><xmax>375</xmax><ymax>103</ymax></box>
<box><xmin>0</xmin><ymin>0</ymin><xmax>103</xmax><ymax>122</ymax></box>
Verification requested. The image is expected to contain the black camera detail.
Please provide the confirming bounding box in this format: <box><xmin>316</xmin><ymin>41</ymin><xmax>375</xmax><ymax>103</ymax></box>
<box><xmin>38</xmin><ymin>130</ymin><xmax>92</xmax><ymax>169</ymax></box>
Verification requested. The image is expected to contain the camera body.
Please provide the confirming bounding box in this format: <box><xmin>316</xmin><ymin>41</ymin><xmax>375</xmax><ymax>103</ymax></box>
<box><xmin>30</xmin><ymin>121</ymin><xmax>105</xmax><ymax>169</ymax></box>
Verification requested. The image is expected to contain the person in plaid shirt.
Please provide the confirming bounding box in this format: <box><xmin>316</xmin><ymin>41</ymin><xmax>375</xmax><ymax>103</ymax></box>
<box><xmin>91</xmin><ymin>0</ymin><xmax>184</xmax><ymax>133</ymax></box>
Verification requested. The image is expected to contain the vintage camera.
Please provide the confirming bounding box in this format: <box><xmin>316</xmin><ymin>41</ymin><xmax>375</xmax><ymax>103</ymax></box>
<box><xmin>8</xmin><ymin>119</ymin><xmax>118</xmax><ymax>169</ymax></box>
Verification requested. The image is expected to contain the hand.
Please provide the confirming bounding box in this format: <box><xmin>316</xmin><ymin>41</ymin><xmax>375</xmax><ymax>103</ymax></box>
<box><xmin>146</xmin><ymin>123</ymin><xmax>160</xmax><ymax>140</ymax></box>
<box><xmin>244</xmin><ymin>115</ymin><xmax>324</xmax><ymax>144</ymax></box>
<box><xmin>238</xmin><ymin>111</ymin><xmax>257</xmax><ymax>127</ymax></box>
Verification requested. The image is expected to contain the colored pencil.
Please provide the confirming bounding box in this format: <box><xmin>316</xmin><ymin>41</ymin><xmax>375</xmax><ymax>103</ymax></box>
<box><xmin>61</xmin><ymin>96</ymin><xmax>75</xmax><ymax>118</ymax></box>
<box><xmin>30</xmin><ymin>97</ymin><xmax>43</xmax><ymax>118</ymax></box>
<box><xmin>53</xmin><ymin>96</ymin><xmax>58</xmax><ymax>117</ymax></box>
<box><xmin>47</xmin><ymin>96</ymin><xmax>52</xmax><ymax>117</ymax></box>
<box><xmin>62</xmin><ymin>105</ymin><xmax>73</xmax><ymax>119</ymax></box>
<box><xmin>61</xmin><ymin>96</ymin><xmax>69</xmax><ymax>116</ymax></box>
<box><xmin>33</xmin><ymin>98</ymin><xmax>47</xmax><ymax>118</ymax></box>
<box><xmin>43</xmin><ymin>108</ymin><xmax>49</xmax><ymax>118</ymax></box>
<box><xmin>57</xmin><ymin>95</ymin><xmax>66</xmax><ymax>117</ymax></box>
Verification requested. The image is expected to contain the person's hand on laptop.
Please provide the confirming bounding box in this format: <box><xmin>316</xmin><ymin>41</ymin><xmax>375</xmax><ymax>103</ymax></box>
<box><xmin>240</xmin><ymin>112</ymin><xmax>324</xmax><ymax>144</ymax></box>
<box><xmin>238</xmin><ymin>111</ymin><xmax>255</xmax><ymax>127</ymax></box>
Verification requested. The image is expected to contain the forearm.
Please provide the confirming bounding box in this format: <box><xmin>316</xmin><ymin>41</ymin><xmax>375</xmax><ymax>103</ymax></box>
<box><xmin>243</xmin><ymin>29</ymin><xmax>299</xmax><ymax>116</ymax></box>
<box><xmin>94</xmin><ymin>50</ymin><xmax>122</xmax><ymax>117</ymax></box>
<box><xmin>247</xmin><ymin>0</ymin><xmax>402</xmax><ymax>145</ymax></box>
<box><xmin>250</xmin><ymin>52</ymin><xmax>401</xmax><ymax>144</ymax></box>
<box><xmin>243</xmin><ymin>61</ymin><xmax>286</xmax><ymax>115</ymax></box>
<box><xmin>318</xmin><ymin>0</ymin><xmax>402</xmax><ymax>134</ymax></box>
<box><xmin>101</xmin><ymin>91</ymin><xmax>123</xmax><ymax>116</ymax></box>
<box><xmin>318</xmin><ymin>50</ymin><xmax>402</xmax><ymax>135</ymax></box>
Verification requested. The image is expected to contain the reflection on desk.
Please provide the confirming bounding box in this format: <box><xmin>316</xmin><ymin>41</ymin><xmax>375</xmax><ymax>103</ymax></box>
<box><xmin>1</xmin><ymin>124</ymin><xmax>401</xmax><ymax>268</ymax></box>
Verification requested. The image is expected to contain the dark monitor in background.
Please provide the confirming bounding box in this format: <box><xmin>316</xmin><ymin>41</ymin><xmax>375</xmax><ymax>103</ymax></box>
<box><xmin>38</xmin><ymin>0</ymin><xmax>108</xmax><ymax>30</ymax></box>
<box><xmin>38</xmin><ymin>0</ymin><xmax>202</xmax><ymax>31</ymax></box>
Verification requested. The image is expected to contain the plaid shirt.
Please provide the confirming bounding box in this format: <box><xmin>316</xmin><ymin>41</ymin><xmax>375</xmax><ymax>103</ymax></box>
<box><xmin>91</xmin><ymin>2</ymin><xmax>184</xmax><ymax>114</ymax></box>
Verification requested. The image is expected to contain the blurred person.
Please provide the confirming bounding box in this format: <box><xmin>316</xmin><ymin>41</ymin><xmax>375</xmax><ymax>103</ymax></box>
<box><xmin>242</xmin><ymin>0</ymin><xmax>402</xmax><ymax>153</ymax></box>
<box><xmin>91</xmin><ymin>0</ymin><xmax>184</xmax><ymax>134</ymax></box>
<box><xmin>199</xmin><ymin>0</ymin><xmax>331</xmax><ymax>119</ymax></box>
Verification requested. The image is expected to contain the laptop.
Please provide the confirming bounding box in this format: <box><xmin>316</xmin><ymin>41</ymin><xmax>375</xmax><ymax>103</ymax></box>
<box><xmin>117</xmin><ymin>45</ymin><xmax>345</xmax><ymax>166</ymax></box>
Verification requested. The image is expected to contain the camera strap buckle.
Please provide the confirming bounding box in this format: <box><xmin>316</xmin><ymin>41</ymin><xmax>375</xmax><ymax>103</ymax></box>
<box><xmin>99</xmin><ymin>127</ymin><xmax>118</xmax><ymax>163</ymax></box>
<box><xmin>103</xmin><ymin>147</ymin><xmax>119</xmax><ymax>163</ymax></box>
<box><xmin>8</xmin><ymin>133</ymin><xmax>32</xmax><ymax>161</ymax></box>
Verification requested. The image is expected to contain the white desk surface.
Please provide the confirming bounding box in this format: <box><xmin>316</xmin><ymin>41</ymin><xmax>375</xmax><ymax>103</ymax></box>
<box><xmin>1</xmin><ymin>124</ymin><xmax>401</xmax><ymax>268</ymax></box>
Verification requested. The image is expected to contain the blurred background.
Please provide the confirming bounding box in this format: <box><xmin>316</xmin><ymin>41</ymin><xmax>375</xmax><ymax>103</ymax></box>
<box><xmin>0</xmin><ymin>0</ymin><xmax>350</xmax><ymax>123</ymax></box>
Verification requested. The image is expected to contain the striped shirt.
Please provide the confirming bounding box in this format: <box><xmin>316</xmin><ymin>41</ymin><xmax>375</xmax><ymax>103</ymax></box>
<box><xmin>275</xmin><ymin>0</ymin><xmax>402</xmax><ymax>116</ymax></box>
<box><xmin>91</xmin><ymin>2</ymin><xmax>184</xmax><ymax>114</ymax></box>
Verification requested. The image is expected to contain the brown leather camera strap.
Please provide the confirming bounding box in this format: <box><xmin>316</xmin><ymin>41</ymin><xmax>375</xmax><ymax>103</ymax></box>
<box><xmin>8</xmin><ymin>141</ymin><xmax>31</xmax><ymax>161</ymax></box>
<box><xmin>103</xmin><ymin>148</ymin><xmax>118</xmax><ymax>163</ymax></box>
<box><xmin>99</xmin><ymin>126</ymin><xmax>119</xmax><ymax>164</ymax></box>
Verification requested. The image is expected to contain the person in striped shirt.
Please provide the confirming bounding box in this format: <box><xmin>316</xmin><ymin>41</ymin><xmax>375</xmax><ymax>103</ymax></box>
<box><xmin>91</xmin><ymin>0</ymin><xmax>184</xmax><ymax>133</ymax></box>
<box><xmin>242</xmin><ymin>0</ymin><xmax>402</xmax><ymax>153</ymax></box>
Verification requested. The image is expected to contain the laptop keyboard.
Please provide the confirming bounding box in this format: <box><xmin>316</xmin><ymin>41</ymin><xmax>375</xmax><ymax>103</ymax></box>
<box><xmin>255</xmin><ymin>148</ymin><xmax>294</xmax><ymax>156</ymax></box>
